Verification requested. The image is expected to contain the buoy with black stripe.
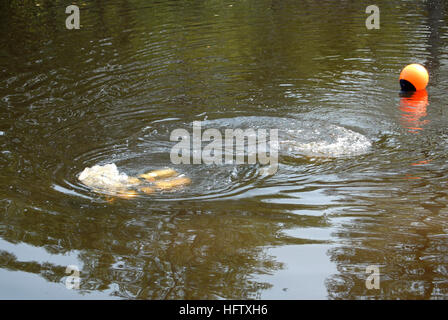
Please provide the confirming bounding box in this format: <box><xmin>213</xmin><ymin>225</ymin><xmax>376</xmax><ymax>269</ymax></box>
<box><xmin>399</xmin><ymin>64</ymin><xmax>429</xmax><ymax>91</ymax></box>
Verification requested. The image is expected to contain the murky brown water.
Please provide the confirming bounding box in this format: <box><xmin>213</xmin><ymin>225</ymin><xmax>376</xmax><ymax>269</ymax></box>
<box><xmin>1</xmin><ymin>0</ymin><xmax>448</xmax><ymax>299</ymax></box>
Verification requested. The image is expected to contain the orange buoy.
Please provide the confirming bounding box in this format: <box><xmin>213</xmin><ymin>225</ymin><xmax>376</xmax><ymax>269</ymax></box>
<box><xmin>399</xmin><ymin>64</ymin><xmax>429</xmax><ymax>91</ymax></box>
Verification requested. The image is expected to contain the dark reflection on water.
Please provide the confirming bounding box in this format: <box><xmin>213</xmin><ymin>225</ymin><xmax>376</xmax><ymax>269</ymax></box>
<box><xmin>1</xmin><ymin>0</ymin><xmax>448</xmax><ymax>299</ymax></box>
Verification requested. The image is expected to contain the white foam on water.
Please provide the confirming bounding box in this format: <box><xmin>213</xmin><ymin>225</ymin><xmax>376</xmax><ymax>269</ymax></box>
<box><xmin>280</xmin><ymin>125</ymin><xmax>371</xmax><ymax>158</ymax></box>
<box><xmin>78</xmin><ymin>163</ymin><xmax>129</xmax><ymax>191</ymax></box>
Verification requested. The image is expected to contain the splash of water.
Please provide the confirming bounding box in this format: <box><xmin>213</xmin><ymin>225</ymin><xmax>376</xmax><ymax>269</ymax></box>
<box><xmin>78</xmin><ymin>163</ymin><xmax>130</xmax><ymax>191</ymax></box>
<box><xmin>280</xmin><ymin>125</ymin><xmax>372</xmax><ymax>158</ymax></box>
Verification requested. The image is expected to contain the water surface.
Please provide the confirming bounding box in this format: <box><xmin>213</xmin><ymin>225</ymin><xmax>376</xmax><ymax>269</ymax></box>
<box><xmin>1</xmin><ymin>0</ymin><xmax>448</xmax><ymax>299</ymax></box>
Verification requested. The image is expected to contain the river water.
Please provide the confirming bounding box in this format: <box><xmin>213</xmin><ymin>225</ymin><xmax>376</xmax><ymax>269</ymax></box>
<box><xmin>1</xmin><ymin>0</ymin><xmax>448</xmax><ymax>299</ymax></box>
